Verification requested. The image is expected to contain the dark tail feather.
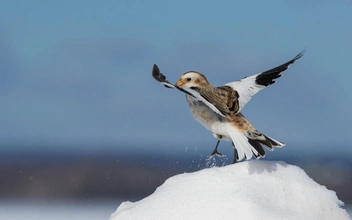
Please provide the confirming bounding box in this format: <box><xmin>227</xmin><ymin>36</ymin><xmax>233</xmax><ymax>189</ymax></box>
<box><xmin>248</xmin><ymin>139</ymin><xmax>265</xmax><ymax>158</ymax></box>
<box><xmin>258</xmin><ymin>138</ymin><xmax>273</xmax><ymax>150</ymax></box>
<box><xmin>246</xmin><ymin>134</ymin><xmax>285</xmax><ymax>159</ymax></box>
<box><xmin>264</xmin><ymin>135</ymin><xmax>285</xmax><ymax>147</ymax></box>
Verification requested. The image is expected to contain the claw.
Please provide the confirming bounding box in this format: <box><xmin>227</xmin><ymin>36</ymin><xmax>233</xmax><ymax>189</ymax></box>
<box><xmin>210</xmin><ymin>149</ymin><xmax>223</xmax><ymax>157</ymax></box>
<box><xmin>206</xmin><ymin>151</ymin><xmax>224</xmax><ymax>161</ymax></box>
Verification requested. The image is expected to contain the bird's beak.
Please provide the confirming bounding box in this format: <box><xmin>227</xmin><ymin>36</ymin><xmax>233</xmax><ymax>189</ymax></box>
<box><xmin>176</xmin><ymin>80</ymin><xmax>184</xmax><ymax>86</ymax></box>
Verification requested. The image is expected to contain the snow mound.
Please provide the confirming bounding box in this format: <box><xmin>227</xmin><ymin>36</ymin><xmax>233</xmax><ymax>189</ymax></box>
<box><xmin>110</xmin><ymin>160</ymin><xmax>350</xmax><ymax>220</ymax></box>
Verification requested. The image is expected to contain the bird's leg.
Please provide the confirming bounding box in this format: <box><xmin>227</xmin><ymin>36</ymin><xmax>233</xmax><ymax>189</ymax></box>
<box><xmin>232</xmin><ymin>142</ymin><xmax>238</xmax><ymax>164</ymax></box>
<box><xmin>206</xmin><ymin>140</ymin><xmax>223</xmax><ymax>161</ymax></box>
<box><xmin>210</xmin><ymin>140</ymin><xmax>222</xmax><ymax>157</ymax></box>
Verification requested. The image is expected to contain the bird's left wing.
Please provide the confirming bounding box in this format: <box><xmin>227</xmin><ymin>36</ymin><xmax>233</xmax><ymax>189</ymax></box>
<box><xmin>152</xmin><ymin>64</ymin><xmax>226</xmax><ymax>117</ymax></box>
<box><xmin>225</xmin><ymin>49</ymin><xmax>305</xmax><ymax>113</ymax></box>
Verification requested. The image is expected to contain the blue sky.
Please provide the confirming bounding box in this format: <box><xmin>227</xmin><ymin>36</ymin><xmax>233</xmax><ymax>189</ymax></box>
<box><xmin>1</xmin><ymin>0</ymin><xmax>352</xmax><ymax>154</ymax></box>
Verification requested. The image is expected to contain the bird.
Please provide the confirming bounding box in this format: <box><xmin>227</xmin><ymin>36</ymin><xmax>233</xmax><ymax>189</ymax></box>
<box><xmin>152</xmin><ymin>49</ymin><xmax>305</xmax><ymax>163</ymax></box>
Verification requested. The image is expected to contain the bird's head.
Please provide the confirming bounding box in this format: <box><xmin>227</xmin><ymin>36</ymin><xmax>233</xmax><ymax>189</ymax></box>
<box><xmin>176</xmin><ymin>71</ymin><xmax>210</xmax><ymax>88</ymax></box>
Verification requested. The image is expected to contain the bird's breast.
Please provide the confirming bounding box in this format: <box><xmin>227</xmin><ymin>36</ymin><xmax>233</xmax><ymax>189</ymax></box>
<box><xmin>186</xmin><ymin>95</ymin><xmax>229</xmax><ymax>134</ymax></box>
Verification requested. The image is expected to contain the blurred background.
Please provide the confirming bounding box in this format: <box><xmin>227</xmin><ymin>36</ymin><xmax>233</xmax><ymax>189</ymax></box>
<box><xmin>1</xmin><ymin>0</ymin><xmax>352</xmax><ymax>219</ymax></box>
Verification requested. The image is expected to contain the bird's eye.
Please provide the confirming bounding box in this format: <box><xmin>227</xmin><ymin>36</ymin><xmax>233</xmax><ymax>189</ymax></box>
<box><xmin>186</xmin><ymin>78</ymin><xmax>191</xmax><ymax>81</ymax></box>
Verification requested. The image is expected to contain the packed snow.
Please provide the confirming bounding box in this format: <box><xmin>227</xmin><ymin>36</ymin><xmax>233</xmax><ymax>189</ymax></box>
<box><xmin>110</xmin><ymin>160</ymin><xmax>350</xmax><ymax>220</ymax></box>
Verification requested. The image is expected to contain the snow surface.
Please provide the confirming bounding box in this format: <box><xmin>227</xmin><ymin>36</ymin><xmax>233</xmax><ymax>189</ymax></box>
<box><xmin>110</xmin><ymin>160</ymin><xmax>350</xmax><ymax>220</ymax></box>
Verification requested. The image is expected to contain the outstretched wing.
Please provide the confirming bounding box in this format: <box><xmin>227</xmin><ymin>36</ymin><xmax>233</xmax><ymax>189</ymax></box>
<box><xmin>152</xmin><ymin>64</ymin><xmax>226</xmax><ymax>117</ymax></box>
<box><xmin>225</xmin><ymin>49</ymin><xmax>305</xmax><ymax>113</ymax></box>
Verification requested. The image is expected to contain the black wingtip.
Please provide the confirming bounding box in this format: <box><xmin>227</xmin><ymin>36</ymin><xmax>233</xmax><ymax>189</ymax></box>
<box><xmin>255</xmin><ymin>48</ymin><xmax>306</xmax><ymax>86</ymax></box>
<box><xmin>152</xmin><ymin>64</ymin><xmax>167</xmax><ymax>82</ymax></box>
<box><xmin>152</xmin><ymin>64</ymin><xmax>174</xmax><ymax>89</ymax></box>
<box><xmin>152</xmin><ymin>64</ymin><xmax>161</xmax><ymax>82</ymax></box>
<box><xmin>292</xmin><ymin>47</ymin><xmax>306</xmax><ymax>62</ymax></box>
<box><xmin>151</xmin><ymin>64</ymin><xmax>195</xmax><ymax>95</ymax></box>
<box><xmin>153</xmin><ymin>64</ymin><xmax>159</xmax><ymax>72</ymax></box>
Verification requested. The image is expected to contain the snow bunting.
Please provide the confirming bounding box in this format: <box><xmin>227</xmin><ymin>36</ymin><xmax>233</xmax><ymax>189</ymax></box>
<box><xmin>152</xmin><ymin>50</ymin><xmax>305</xmax><ymax>163</ymax></box>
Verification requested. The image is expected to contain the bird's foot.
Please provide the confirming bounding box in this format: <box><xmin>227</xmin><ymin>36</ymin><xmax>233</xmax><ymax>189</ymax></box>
<box><xmin>206</xmin><ymin>150</ymin><xmax>224</xmax><ymax>161</ymax></box>
<box><xmin>211</xmin><ymin>150</ymin><xmax>223</xmax><ymax>157</ymax></box>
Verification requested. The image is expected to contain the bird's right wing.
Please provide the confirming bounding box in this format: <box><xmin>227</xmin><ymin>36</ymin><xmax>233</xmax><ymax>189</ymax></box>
<box><xmin>152</xmin><ymin>64</ymin><xmax>226</xmax><ymax>117</ymax></box>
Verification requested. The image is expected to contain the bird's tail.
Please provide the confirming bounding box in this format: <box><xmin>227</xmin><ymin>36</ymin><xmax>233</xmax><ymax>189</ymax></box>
<box><xmin>226</xmin><ymin>114</ymin><xmax>285</xmax><ymax>161</ymax></box>
<box><xmin>247</xmin><ymin>133</ymin><xmax>285</xmax><ymax>158</ymax></box>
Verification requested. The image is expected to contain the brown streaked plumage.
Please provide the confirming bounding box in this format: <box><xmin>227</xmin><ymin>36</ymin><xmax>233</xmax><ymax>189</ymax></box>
<box><xmin>229</xmin><ymin>114</ymin><xmax>252</xmax><ymax>132</ymax></box>
<box><xmin>189</xmin><ymin>87</ymin><xmax>238</xmax><ymax>116</ymax></box>
<box><xmin>152</xmin><ymin>49</ymin><xmax>305</xmax><ymax>163</ymax></box>
<box><xmin>178</xmin><ymin>70</ymin><xmax>284</xmax><ymax>163</ymax></box>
